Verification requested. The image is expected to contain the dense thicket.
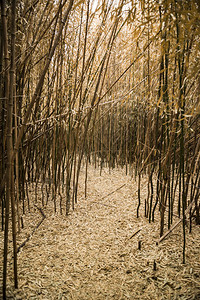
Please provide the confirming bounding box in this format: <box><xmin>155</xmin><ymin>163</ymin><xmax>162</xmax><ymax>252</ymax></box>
<box><xmin>0</xmin><ymin>0</ymin><xmax>199</xmax><ymax>297</ymax></box>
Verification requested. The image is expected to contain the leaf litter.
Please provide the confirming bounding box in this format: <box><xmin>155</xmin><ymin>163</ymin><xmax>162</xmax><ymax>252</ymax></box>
<box><xmin>0</xmin><ymin>165</ymin><xmax>200</xmax><ymax>299</ymax></box>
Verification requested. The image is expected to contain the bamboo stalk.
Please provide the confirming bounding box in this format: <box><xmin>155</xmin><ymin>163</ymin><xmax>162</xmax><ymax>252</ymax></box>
<box><xmin>1</xmin><ymin>0</ymin><xmax>11</xmax><ymax>296</ymax></box>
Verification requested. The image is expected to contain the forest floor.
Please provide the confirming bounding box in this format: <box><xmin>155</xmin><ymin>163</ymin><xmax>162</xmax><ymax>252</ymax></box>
<box><xmin>0</xmin><ymin>165</ymin><xmax>200</xmax><ymax>300</ymax></box>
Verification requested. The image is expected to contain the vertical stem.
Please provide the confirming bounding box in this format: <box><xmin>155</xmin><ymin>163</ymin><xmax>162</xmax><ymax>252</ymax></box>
<box><xmin>10</xmin><ymin>0</ymin><xmax>18</xmax><ymax>288</ymax></box>
<box><xmin>1</xmin><ymin>0</ymin><xmax>10</xmax><ymax>297</ymax></box>
<box><xmin>137</xmin><ymin>173</ymin><xmax>141</xmax><ymax>218</ymax></box>
<box><xmin>175</xmin><ymin>0</ymin><xmax>186</xmax><ymax>263</ymax></box>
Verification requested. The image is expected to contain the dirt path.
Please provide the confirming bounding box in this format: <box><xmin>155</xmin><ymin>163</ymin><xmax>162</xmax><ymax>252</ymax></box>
<box><xmin>1</xmin><ymin>166</ymin><xmax>200</xmax><ymax>299</ymax></box>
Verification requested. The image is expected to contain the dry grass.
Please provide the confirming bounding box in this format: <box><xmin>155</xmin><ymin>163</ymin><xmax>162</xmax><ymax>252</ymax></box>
<box><xmin>0</xmin><ymin>165</ymin><xmax>200</xmax><ymax>299</ymax></box>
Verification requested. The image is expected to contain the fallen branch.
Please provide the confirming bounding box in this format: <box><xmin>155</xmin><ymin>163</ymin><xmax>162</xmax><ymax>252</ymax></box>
<box><xmin>90</xmin><ymin>184</ymin><xmax>127</xmax><ymax>208</ymax></box>
<box><xmin>90</xmin><ymin>201</ymin><xmax>117</xmax><ymax>208</ymax></box>
<box><xmin>17</xmin><ymin>205</ymin><xmax>46</xmax><ymax>253</ymax></box>
<box><xmin>157</xmin><ymin>198</ymin><xmax>196</xmax><ymax>245</ymax></box>
<box><xmin>101</xmin><ymin>183</ymin><xmax>126</xmax><ymax>200</ymax></box>
<box><xmin>129</xmin><ymin>228</ymin><xmax>142</xmax><ymax>240</ymax></box>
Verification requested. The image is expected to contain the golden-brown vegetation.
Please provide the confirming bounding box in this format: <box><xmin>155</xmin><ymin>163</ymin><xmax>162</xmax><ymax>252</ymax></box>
<box><xmin>0</xmin><ymin>0</ymin><xmax>199</xmax><ymax>298</ymax></box>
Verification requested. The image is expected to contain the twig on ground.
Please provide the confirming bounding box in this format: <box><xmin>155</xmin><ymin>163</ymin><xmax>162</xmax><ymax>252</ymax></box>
<box><xmin>101</xmin><ymin>183</ymin><xmax>126</xmax><ymax>200</ymax></box>
<box><xmin>17</xmin><ymin>205</ymin><xmax>46</xmax><ymax>253</ymax></box>
<box><xmin>157</xmin><ymin>198</ymin><xmax>196</xmax><ymax>244</ymax></box>
<box><xmin>129</xmin><ymin>228</ymin><xmax>142</xmax><ymax>240</ymax></box>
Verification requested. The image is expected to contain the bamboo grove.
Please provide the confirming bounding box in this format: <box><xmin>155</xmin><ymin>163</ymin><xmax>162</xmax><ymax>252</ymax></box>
<box><xmin>0</xmin><ymin>0</ymin><xmax>200</xmax><ymax>297</ymax></box>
